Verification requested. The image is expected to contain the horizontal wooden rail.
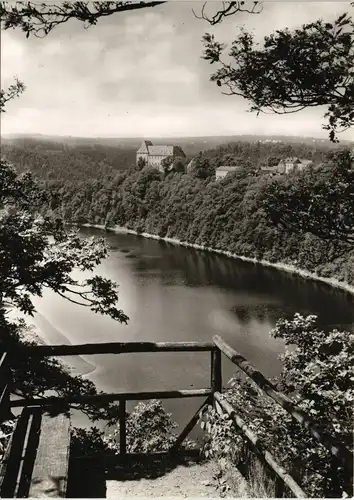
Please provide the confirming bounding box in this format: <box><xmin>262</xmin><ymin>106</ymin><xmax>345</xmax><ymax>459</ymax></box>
<box><xmin>213</xmin><ymin>335</ymin><xmax>354</xmax><ymax>477</ymax></box>
<box><xmin>214</xmin><ymin>392</ymin><xmax>306</xmax><ymax>498</ymax></box>
<box><xmin>10</xmin><ymin>388</ymin><xmax>212</xmax><ymax>408</ymax></box>
<box><xmin>15</xmin><ymin>341</ymin><xmax>216</xmax><ymax>357</ymax></box>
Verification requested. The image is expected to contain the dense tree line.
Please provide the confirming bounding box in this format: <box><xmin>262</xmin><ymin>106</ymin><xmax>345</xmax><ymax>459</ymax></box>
<box><xmin>1</xmin><ymin>137</ymin><xmax>338</xmax><ymax>182</ymax></box>
<box><xmin>264</xmin><ymin>150</ymin><xmax>354</xmax><ymax>245</ymax></box>
<box><xmin>34</xmin><ymin>149</ymin><xmax>353</xmax><ymax>287</ymax></box>
<box><xmin>202</xmin><ymin>140</ymin><xmax>332</xmax><ymax>170</ymax></box>
<box><xmin>1</xmin><ymin>140</ymin><xmax>136</xmax><ymax>182</ymax></box>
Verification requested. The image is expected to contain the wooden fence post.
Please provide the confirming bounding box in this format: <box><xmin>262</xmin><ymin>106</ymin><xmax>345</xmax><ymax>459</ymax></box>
<box><xmin>119</xmin><ymin>400</ymin><xmax>126</xmax><ymax>455</ymax></box>
<box><xmin>211</xmin><ymin>349</ymin><xmax>222</xmax><ymax>394</ymax></box>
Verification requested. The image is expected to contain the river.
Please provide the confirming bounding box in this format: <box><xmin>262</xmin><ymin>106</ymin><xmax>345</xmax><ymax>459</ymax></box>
<box><xmin>29</xmin><ymin>227</ymin><xmax>354</xmax><ymax>433</ymax></box>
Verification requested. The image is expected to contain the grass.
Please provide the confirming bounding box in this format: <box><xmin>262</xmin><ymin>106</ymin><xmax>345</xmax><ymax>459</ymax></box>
<box><xmin>212</xmin><ymin>448</ymin><xmax>280</xmax><ymax>498</ymax></box>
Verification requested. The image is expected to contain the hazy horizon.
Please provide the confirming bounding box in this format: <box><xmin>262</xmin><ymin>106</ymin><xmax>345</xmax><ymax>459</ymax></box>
<box><xmin>2</xmin><ymin>131</ymin><xmax>352</xmax><ymax>143</ymax></box>
<box><xmin>1</xmin><ymin>1</ymin><xmax>353</xmax><ymax>141</ymax></box>
<box><xmin>1</xmin><ymin>129</ymin><xmax>346</xmax><ymax>138</ymax></box>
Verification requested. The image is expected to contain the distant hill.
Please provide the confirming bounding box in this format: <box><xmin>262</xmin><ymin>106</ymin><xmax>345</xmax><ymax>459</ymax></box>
<box><xmin>0</xmin><ymin>137</ymin><xmax>137</xmax><ymax>182</ymax></box>
<box><xmin>2</xmin><ymin>133</ymin><xmax>351</xmax><ymax>157</ymax></box>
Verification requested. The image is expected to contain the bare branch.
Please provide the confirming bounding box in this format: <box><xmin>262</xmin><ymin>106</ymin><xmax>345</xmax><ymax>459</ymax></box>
<box><xmin>194</xmin><ymin>1</ymin><xmax>262</xmax><ymax>25</ymax></box>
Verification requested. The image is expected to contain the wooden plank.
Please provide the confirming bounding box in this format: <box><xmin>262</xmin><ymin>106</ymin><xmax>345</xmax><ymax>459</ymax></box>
<box><xmin>213</xmin><ymin>335</ymin><xmax>354</xmax><ymax>475</ymax></box>
<box><xmin>17</xmin><ymin>341</ymin><xmax>215</xmax><ymax>357</ymax></box>
<box><xmin>171</xmin><ymin>395</ymin><xmax>212</xmax><ymax>452</ymax></box>
<box><xmin>214</xmin><ymin>392</ymin><xmax>306</xmax><ymax>498</ymax></box>
<box><xmin>16</xmin><ymin>407</ymin><xmax>42</xmax><ymax>497</ymax></box>
<box><xmin>28</xmin><ymin>412</ymin><xmax>71</xmax><ymax>498</ymax></box>
<box><xmin>11</xmin><ymin>388</ymin><xmax>213</xmax><ymax>408</ymax></box>
<box><xmin>0</xmin><ymin>409</ymin><xmax>71</xmax><ymax>498</ymax></box>
<box><xmin>119</xmin><ymin>400</ymin><xmax>126</xmax><ymax>455</ymax></box>
<box><xmin>0</xmin><ymin>408</ymin><xmax>32</xmax><ymax>498</ymax></box>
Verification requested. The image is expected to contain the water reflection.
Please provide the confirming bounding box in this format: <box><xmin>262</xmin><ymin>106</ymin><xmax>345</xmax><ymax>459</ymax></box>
<box><xmin>33</xmin><ymin>227</ymin><xmax>354</xmax><ymax>429</ymax></box>
<box><xmin>112</xmin><ymin>235</ymin><xmax>353</xmax><ymax>330</ymax></box>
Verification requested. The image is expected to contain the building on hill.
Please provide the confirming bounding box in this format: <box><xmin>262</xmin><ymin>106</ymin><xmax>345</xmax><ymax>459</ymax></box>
<box><xmin>215</xmin><ymin>165</ymin><xmax>242</xmax><ymax>180</ymax></box>
<box><xmin>277</xmin><ymin>157</ymin><xmax>313</xmax><ymax>173</ymax></box>
<box><xmin>136</xmin><ymin>140</ymin><xmax>186</xmax><ymax>171</ymax></box>
<box><xmin>261</xmin><ymin>158</ymin><xmax>313</xmax><ymax>175</ymax></box>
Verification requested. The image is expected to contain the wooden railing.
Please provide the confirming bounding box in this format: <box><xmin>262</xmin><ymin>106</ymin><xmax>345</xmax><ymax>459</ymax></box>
<box><xmin>212</xmin><ymin>336</ymin><xmax>353</xmax><ymax>498</ymax></box>
<box><xmin>8</xmin><ymin>341</ymin><xmax>219</xmax><ymax>459</ymax></box>
<box><xmin>1</xmin><ymin>336</ymin><xmax>353</xmax><ymax>498</ymax></box>
<box><xmin>213</xmin><ymin>335</ymin><xmax>353</xmax><ymax>473</ymax></box>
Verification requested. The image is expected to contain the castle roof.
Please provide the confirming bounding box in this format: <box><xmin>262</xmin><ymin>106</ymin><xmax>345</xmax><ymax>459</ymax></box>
<box><xmin>137</xmin><ymin>141</ymin><xmax>186</xmax><ymax>157</ymax></box>
<box><xmin>148</xmin><ymin>145</ymin><xmax>174</xmax><ymax>156</ymax></box>
<box><xmin>137</xmin><ymin>140</ymin><xmax>153</xmax><ymax>154</ymax></box>
<box><xmin>173</xmin><ymin>145</ymin><xmax>186</xmax><ymax>158</ymax></box>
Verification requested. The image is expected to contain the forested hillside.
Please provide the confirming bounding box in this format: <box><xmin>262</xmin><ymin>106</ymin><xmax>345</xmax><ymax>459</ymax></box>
<box><xmin>1</xmin><ymin>139</ymin><xmax>136</xmax><ymax>181</ymax></box>
<box><xmin>202</xmin><ymin>141</ymin><xmax>332</xmax><ymax>169</ymax></box>
<box><xmin>46</xmin><ymin>157</ymin><xmax>353</xmax><ymax>287</ymax></box>
<box><xmin>2</xmin><ymin>137</ymin><xmax>352</xmax><ymax>286</ymax></box>
<box><xmin>1</xmin><ymin>135</ymin><xmax>340</xmax><ymax>181</ymax></box>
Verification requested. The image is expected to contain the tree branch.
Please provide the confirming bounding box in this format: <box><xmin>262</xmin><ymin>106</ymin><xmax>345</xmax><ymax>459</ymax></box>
<box><xmin>193</xmin><ymin>1</ymin><xmax>262</xmax><ymax>25</ymax></box>
<box><xmin>0</xmin><ymin>1</ymin><xmax>166</xmax><ymax>37</ymax></box>
<box><xmin>0</xmin><ymin>79</ymin><xmax>26</xmax><ymax>112</ymax></box>
<box><xmin>56</xmin><ymin>290</ymin><xmax>93</xmax><ymax>307</ymax></box>
<box><xmin>202</xmin><ymin>13</ymin><xmax>354</xmax><ymax>142</ymax></box>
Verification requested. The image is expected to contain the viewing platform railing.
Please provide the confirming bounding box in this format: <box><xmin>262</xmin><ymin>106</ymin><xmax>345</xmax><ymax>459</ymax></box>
<box><xmin>1</xmin><ymin>336</ymin><xmax>353</xmax><ymax>498</ymax></box>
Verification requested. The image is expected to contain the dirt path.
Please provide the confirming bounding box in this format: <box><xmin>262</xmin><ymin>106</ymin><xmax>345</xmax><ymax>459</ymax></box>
<box><xmin>106</xmin><ymin>457</ymin><xmax>221</xmax><ymax>498</ymax></box>
<box><xmin>69</xmin><ymin>452</ymin><xmax>249</xmax><ymax>497</ymax></box>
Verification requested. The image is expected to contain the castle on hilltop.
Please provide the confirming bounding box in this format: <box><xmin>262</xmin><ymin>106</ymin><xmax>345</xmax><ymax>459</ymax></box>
<box><xmin>136</xmin><ymin>140</ymin><xmax>186</xmax><ymax>172</ymax></box>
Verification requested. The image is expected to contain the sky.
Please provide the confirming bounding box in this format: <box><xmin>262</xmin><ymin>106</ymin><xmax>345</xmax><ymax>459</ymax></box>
<box><xmin>1</xmin><ymin>1</ymin><xmax>353</xmax><ymax>139</ymax></box>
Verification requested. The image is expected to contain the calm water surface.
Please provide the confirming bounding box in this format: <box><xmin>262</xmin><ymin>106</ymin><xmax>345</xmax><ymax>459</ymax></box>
<box><xmin>31</xmin><ymin>228</ymin><xmax>354</xmax><ymax>430</ymax></box>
